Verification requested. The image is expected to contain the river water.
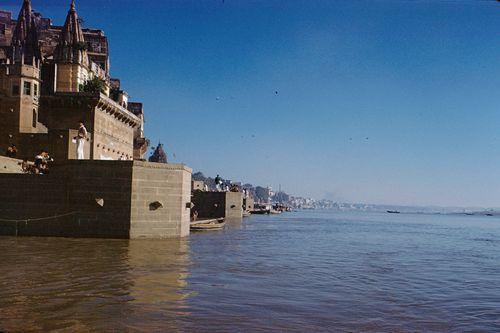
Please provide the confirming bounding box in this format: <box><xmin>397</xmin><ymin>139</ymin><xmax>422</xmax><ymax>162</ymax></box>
<box><xmin>1</xmin><ymin>211</ymin><xmax>500</xmax><ymax>332</ymax></box>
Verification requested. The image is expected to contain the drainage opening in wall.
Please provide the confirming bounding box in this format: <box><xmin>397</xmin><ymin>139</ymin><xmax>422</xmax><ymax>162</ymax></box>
<box><xmin>149</xmin><ymin>201</ymin><xmax>163</xmax><ymax>211</ymax></box>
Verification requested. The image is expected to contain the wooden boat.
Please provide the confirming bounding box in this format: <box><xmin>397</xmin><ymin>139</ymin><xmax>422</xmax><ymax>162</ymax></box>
<box><xmin>251</xmin><ymin>209</ymin><xmax>270</xmax><ymax>215</ymax></box>
<box><xmin>190</xmin><ymin>218</ymin><xmax>225</xmax><ymax>231</ymax></box>
<box><xmin>387</xmin><ymin>210</ymin><xmax>400</xmax><ymax>214</ymax></box>
<box><xmin>243</xmin><ymin>211</ymin><xmax>251</xmax><ymax>217</ymax></box>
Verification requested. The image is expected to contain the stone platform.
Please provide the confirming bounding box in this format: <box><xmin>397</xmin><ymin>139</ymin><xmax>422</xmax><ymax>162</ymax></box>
<box><xmin>0</xmin><ymin>160</ymin><xmax>192</xmax><ymax>239</ymax></box>
<box><xmin>0</xmin><ymin>156</ymin><xmax>23</xmax><ymax>174</ymax></box>
<box><xmin>192</xmin><ymin>191</ymin><xmax>243</xmax><ymax>220</ymax></box>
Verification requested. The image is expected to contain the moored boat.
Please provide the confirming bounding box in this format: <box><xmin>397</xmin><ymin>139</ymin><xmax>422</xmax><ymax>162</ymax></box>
<box><xmin>252</xmin><ymin>203</ymin><xmax>271</xmax><ymax>215</ymax></box>
<box><xmin>251</xmin><ymin>209</ymin><xmax>270</xmax><ymax>215</ymax></box>
<box><xmin>190</xmin><ymin>218</ymin><xmax>225</xmax><ymax>231</ymax></box>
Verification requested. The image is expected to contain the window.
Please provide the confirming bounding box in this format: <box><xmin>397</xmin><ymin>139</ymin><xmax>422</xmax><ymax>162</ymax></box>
<box><xmin>12</xmin><ymin>85</ymin><xmax>19</xmax><ymax>96</ymax></box>
<box><xmin>33</xmin><ymin>83</ymin><xmax>38</xmax><ymax>96</ymax></box>
<box><xmin>32</xmin><ymin>109</ymin><xmax>37</xmax><ymax>128</ymax></box>
<box><xmin>23</xmin><ymin>81</ymin><xmax>31</xmax><ymax>96</ymax></box>
<box><xmin>0</xmin><ymin>24</ymin><xmax>5</xmax><ymax>36</ymax></box>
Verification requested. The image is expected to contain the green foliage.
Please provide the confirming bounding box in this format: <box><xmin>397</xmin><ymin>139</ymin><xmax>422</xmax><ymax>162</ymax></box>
<box><xmin>192</xmin><ymin>172</ymin><xmax>206</xmax><ymax>181</ymax></box>
<box><xmin>110</xmin><ymin>87</ymin><xmax>121</xmax><ymax>101</ymax></box>
<box><xmin>74</xmin><ymin>41</ymin><xmax>88</xmax><ymax>51</ymax></box>
<box><xmin>80</xmin><ymin>77</ymin><xmax>106</xmax><ymax>94</ymax></box>
<box><xmin>274</xmin><ymin>191</ymin><xmax>290</xmax><ymax>203</ymax></box>
<box><xmin>255</xmin><ymin>186</ymin><xmax>270</xmax><ymax>202</ymax></box>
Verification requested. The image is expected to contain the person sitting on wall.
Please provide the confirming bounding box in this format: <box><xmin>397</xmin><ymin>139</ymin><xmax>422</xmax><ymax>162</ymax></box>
<box><xmin>34</xmin><ymin>151</ymin><xmax>44</xmax><ymax>171</ymax></box>
<box><xmin>6</xmin><ymin>144</ymin><xmax>17</xmax><ymax>158</ymax></box>
<box><xmin>39</xmin><ymin>151</ymin><xmax>54</xmax><ymax>175</ymax></box>
<box><xmin>75</xmin><ymin>121</ymin><xmax>88</xmax><ymax>160</ymax></box>
<box><xmin>21</xmin><ymin>159</ymin><xmax>31</xmax><ymax>174</ymax></box>
<box><xmin>39</xmin><ymin>155</ymin><xmax>49</xmax><ymax>174</ymax></box>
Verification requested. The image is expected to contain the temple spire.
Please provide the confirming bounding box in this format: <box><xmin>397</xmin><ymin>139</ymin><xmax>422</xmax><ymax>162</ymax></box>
<box><xmin>55</xmin><ymin>0</ymin><xmax>87</xmax><ymax>64</ymax></box>
<box><xmin>12</xmin><ymin>0</ymin><xmax>33</xmax><ymax>45</ymax></box>
<box><xmin>24</xmin><ymin>17</ymin><xmax>42</xmax><ymax>61</ymax></box>
<box><xmin>11</xmin><ymin>0</ymin><xmax>40</xmax><ymax>64</ymax></box>
<box><xmin>149</xmin><ymin>143</ymin><xmax>168</xmax><ymax>164</ymax></box>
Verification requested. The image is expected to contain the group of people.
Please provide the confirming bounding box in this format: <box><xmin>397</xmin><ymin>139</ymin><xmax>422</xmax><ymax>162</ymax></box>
<box><xmin>22</xmin><ymin>151</ymin><xmax>53</xmax><ymax>175</ymax></box>
<box><xmin>4</xmin><ymin>121</ymin><xmax>87</xmax><ymax>174</ymax></box>
<box><xmin>214</xmin><ymin>174</ymin><xmax>244</xmax><ymax>193</ymax></box>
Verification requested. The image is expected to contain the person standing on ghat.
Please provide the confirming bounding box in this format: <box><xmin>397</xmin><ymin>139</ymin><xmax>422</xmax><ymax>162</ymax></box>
<box><xmin>76</xmin><ymin>121</ymin><xmax>88</xmax><ymax>160</ymax></box>
<box><xmin>215</xmin><ymin>174</ymin><xmax>222</xmax><ymax>191</ymax></box>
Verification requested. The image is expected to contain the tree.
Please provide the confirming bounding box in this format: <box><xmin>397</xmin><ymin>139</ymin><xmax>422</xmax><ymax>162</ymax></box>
<box><xmin>255</xmin><ymin>186</ymin><xmax>270</xmax><ymax>202</ymax></box>
<box><xmin>274</xmin><ymin>191</ymin><xmax>290</xmax><ymax>203</ymax></box>
<box><xmin>192</xmin><ymin>172</ymin><xmax>206</xmax><ymax>181</ymax></box>
<box><xmin>80</xmin><ymin>77</ymin><xmax>106</xmax><ymax>94</ymax></box>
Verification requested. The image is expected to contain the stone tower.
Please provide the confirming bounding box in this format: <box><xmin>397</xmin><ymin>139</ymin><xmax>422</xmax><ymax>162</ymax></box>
<box><xmin>54</xmin><ymin>0</ymin><xmax>90</xmax><ymax>93</ymax></box>
<box><xmin>0</xmin><ymin>0</ymin><xmax>147</xmax><ymax>161</ymax></box>
<box><xmin>11</xmin><ymin>0</ymin><xmax>41</xmax><ymax>64</ymax></box>
<box><xmin>4</xmin><ymin>0</ymin><xmax>45</xmax><ymax>134</ymax></box>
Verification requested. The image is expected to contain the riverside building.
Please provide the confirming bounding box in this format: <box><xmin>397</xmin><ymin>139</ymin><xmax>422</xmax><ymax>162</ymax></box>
<box><xmin>0</xmin><ymin>0</ymin><xmax>149</xmax><ymax>161</ymax></box>
<box><xmin>0</xmin><ymin>1</ymin><xmax>192</xmax><ymax>239</ymax></box>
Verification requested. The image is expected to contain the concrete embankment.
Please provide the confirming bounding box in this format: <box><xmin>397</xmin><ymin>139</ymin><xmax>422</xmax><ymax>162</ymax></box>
<box><xmin>192</xmin><ymin>191</ymin><xmax>243</xmax><ymax>220</ymax></box>
<box><xmin>0</xmin><ymin>160</ymin><xmax>192</xmax><ymax>239</ymax></box>
<box><xmin>0</xmin><ymin>156</ymin><xmax>23</xmax><ymax>174</ymax></box>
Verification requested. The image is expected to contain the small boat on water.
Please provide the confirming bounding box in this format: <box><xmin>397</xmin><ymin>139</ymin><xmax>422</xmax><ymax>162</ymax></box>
<box><xmin>243</xmin><ymin>211</ymin><xmax>251</xmax><ymax>218</ymax></box>
<box><xmin>190</xmin><ymin>218</ymin><xmax>225</xmax><ymax>231</ymax></box>
<box><xmin>387</xmin><ymin>210</ymin><xmax>400</xmax><ymax>214</ymax></box>
<box><xmin>251</xmin><ymin>203</ymin><xmax>271</xmax><ymax>215</ymax></box>
<box><xmin>251</xmin><ymin>209</ymin><xmax>270</xmax><ymax>215</ymax></box>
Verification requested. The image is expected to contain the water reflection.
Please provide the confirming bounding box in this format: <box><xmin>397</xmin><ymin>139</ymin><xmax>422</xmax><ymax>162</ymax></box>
<box><xmin>2</xmin><ymin>212</ymin><xmax>500</xmax><ymax>332</ymax></box>
<box><xmin>224</xmin><ymin>217</ymin><xmax>244</xmax><ymax>230</ymax></box>
<box><xmin>0</xmin><ymin>237</ymin><xmax>190</xmax><ymax>332</ymax></box>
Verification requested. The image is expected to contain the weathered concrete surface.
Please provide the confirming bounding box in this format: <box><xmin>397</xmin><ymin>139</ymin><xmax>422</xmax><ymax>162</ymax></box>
<box><xmin>192</xmin><ymin>180</ymin><xmax>204</xmax><ymax>191</ymax></box>
<box><xmin>192</xmin><ymin>191</ymin><xmax>226</xmax><ymax>219</ymax></box>
<box><xmin>0</xmin><ymin>156</ymin><xmax>23</xmax><ymax>173</ymax></box>
<box><xmin>130</xmin><ymin>161</ymin><xmax>192</xmax><ymax>239</ymax></box>
<box><xmin>225</xmin><ymin>192</ymin><xmax>243</xmax><ymax>219</ymax></box>
<box><xmin>192</xmin><ymin>191</ymin><xmax>243</xmax><ymax>219</ymax></box>
<box><xmin>243</xmin><ymin>197</ymin><xmax>255</xmax><ymax>212</ymax></box>
<box><xmin>0</xmin><ymin>160</ymin><xmax>192</xmax><ymax>239</ymax></box>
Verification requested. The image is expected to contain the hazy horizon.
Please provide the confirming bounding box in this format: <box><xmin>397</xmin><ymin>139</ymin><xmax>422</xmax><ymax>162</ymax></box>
<box><xmin>4</xmin><ymin>0</ymin><xmax>499</xmax><ymax>207</ymax></box>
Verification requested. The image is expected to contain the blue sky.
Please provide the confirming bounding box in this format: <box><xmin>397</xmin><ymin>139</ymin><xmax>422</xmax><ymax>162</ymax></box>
<box><xmin>5</xmin><ymin>0</ymin><xmax>500</xmax><ymax>207</ymax></box>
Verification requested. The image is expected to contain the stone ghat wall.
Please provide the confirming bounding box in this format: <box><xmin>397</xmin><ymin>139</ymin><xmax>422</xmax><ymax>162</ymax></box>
<box><xmin>192</xmin><ymin>191</ymin><xmax>243</xmax><ymax>220</ymax></box>
<box><xmin>0</xmin><ymin>156</ymin><xmax>23</xmax><ymax>173</ymax></box>
<box><xmin>243</xmin><ymin>197</ymin><xmax>255</xmax><ymax>212</ymax></box>
<box><xmin>192</xmin><ymin>191</ymin><xmax>226</xmax><ymax>219</ymax></box>
<box><xmin>225</xmin><ymin>192</ymin><xmax>243</xmax><ymax>219</ymax></box>
<box><xmin>0</xmin><ymin>161</ymin><xmax>192</xmax><ymax>239</ymax></box>
<box><xmin>130</xmin><ymin>161</ymin><xmax>192</xmax><ymax>238</ymax></box>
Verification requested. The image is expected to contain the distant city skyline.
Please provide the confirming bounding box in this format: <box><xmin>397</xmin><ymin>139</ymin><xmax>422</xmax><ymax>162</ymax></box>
<box><xmin>4</xmin><ymin>0</ymin><xmax>499</xmax><ymax>207</ymax></box>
